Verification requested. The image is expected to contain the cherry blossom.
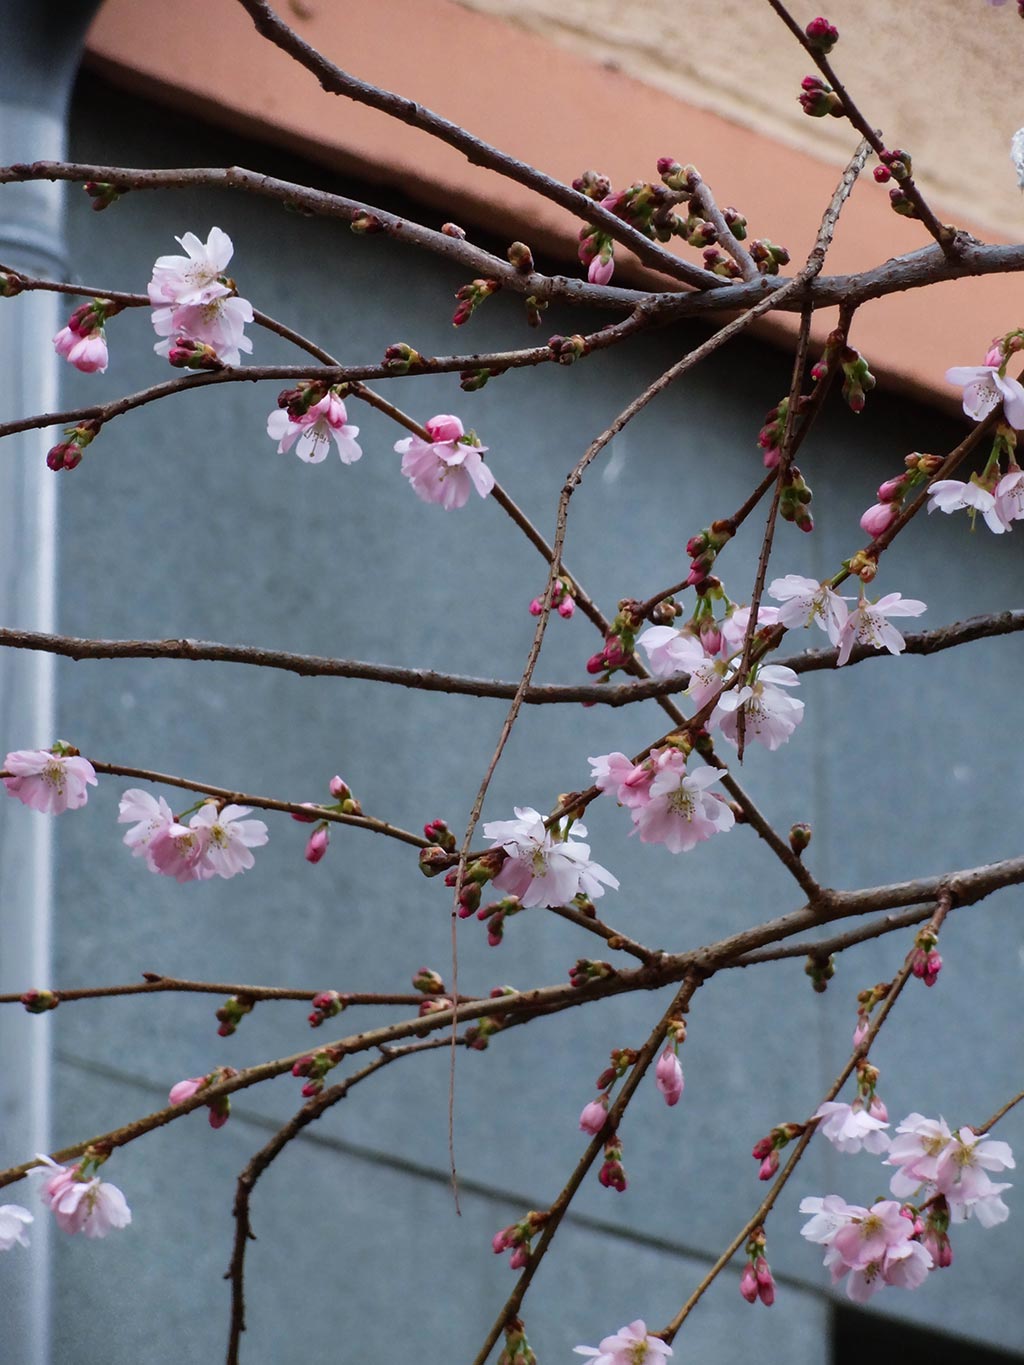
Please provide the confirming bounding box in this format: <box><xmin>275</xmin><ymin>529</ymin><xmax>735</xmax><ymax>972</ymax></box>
<box><xmin>636</xmin><ymin>627</ymin><xmax>727</xmax><ymax>704</ymax></box>
<box><xmin>885</xmin><ymin>1113</ymin><xmax>954</xmax><ymax>1196</ymax></box>
<box><xmin>835</xmin><ymin>593</ymin><xmax>927</xmax><ymax>667</ymax></box>
<box><xmin>768</xmin><ymin>575</ymin><xmax>849</xmax><ymax>641</ymax></box>
<box><xmin>589</xmin><ymin>751</ymin><xmax>655</xmax><ymax>808</ymax></box>
<box><xmin>655</xmin><ymin>1049</ymin><xmax>684</xmax><ymax>1106</ymax></box>
<box><xmin>3</xmin><ymin>747</ymin><xmax>97</xmax><ymax>814</ymax></box>
<box><xmin>148</xmin><ymin>818</ymin><xmax>209</xmax><ymax>883</ymax></box>
<box><xmin>148</xmin><ymin>227</ymin><xmax>235</xmax><ymax>308</ymax></box>
<box><xmin>813</xmin><ymin>1100</ymin><xmax>890</xmax><ymax>1155</ymax></box>
<box><xmin>267</xmin><ymin>390</ymin><xmax>362</xmax><ymax>465</ymax></box>
<box><xmin>395</xmin><ymin>415</ymin><xmax>494</xmax><ymax>509</ymax></box>
<box><xmin>994</xmin><ymin>469</ymin><xmax>1024</xmax><ymax>526</ymax></box>
<box><xmin>713</xmin><ymin>666</ymin><xmax>804</xmax><ymax>751</ymax></box>
<box><xmin>189</xmin><ymin>802</ymin><xmax>269</xmax><ymax>879</ymax></box>
<box><xmin>574</xmin><ymin>1320</ymin><xmax>672</xmax><ymax>1365</ymax></box>
<box><xmin>926</xmin><ymin>479</ymin><xmax>1006</xmax><ymax>533</ymax></box>
<box><xmin>152</xmin><ymin>296</ymin><xmax>253</xmax><ymax>367</ymax></box>
<box><xmin>719</xmin><ymin>604</ymin><xmax>780</xmax><ymax>656</ymax></box>
<box><xmin>119</xmin><ymin>788</ymin><xmax>175</xmax><ymax>864</ymax></box>
<box><xmin>483</xmin><ymin>807</ymin><xmax>618</xmax><ymax>908</ymax></box>
<box><xmin>936</xmin><ymin>1128</ymin><xmax>1015</xmax><ymax>1226</ymax></box>
<box><xmin>945</xmin><ymin>364</ymin><xmax>1024</xmax><ymax>429</ymax></box>
<box><xmin>0</xmin><ymin>1205</ymin><xmax>33</xmax><ymax>1252</ymax></box>
<box><xmin>35</xmin><ymin>1157</ymin><xmax>131</xmax><ymax>1239</ymax></box>
<box><xmin>633</xmin><ymin>750</ymin><xmax>735</xmax><ymax>852</ymax></box>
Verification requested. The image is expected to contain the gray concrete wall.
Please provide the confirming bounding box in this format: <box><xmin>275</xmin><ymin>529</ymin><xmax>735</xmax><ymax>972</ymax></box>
<box><xmin>5</xmin><ymin>82</ymin><xmax>1020</xmax><ymax>1363</ymax></box>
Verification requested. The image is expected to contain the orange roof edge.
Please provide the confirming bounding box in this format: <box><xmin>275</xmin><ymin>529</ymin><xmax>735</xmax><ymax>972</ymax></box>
<box><xmin>84</xmin><ymin>0</ymin><xmax>1010</xmax><ymax>413</ymax></box>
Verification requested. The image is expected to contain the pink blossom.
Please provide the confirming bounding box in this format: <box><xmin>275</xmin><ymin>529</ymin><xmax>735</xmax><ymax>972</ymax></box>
<box><xmin>579</xmin><ymin>1099</ymin><xmax>609</xmax><ymax>1134</ymax></box>
<box><xmin>589</xmin><ymin>752</ymin><xmax>654</xmax><ymax>809</ymax></box>
<box><xmin>768</xmin><ymin>574</ymin><xmax>849</xmax><ymax>641</ymax></box>
<box><xmin>655</xmin><ymin>1049</ymin><xmax>684</xmax><ymax>1106</ymax></box>
<box><xmin>148</xmin><ymin>227</ymin><xmax>235</xmax><ymax>308</ymax></box>
<box><xmin>152</xmin><ymin>295</ymin><xmax>253</xmax><ymax>367</ymax></box>
<box><xmin>813</xmin><ymin>1100</ymin><xmax>890</xmax><ymax>1155</ymax></box>
<box><xmin>994</xmin><ymin>468</ymin><xmax>1024</xmax><ymax>526</ymax></box>
<box><xmin>169</xmin><ymin>1076</ymin><xmax>206</xmax><ymax>1106</ymax></box>
<box><xmin>266</xmin><ymin>391</ymin><xmax>362</xmax><ymax>465</ymax></box>
<box><xmin>483</xmin><ymin>807</ymin><xmax>618</xmax><ymax>908</ymax></box>
<box><xmin>36</xmin><ymin>1157</ymin><xmax>131</xmax><ymax>1239</ymax></box>
<box><xmin>935</xmin><ymin>1127</ymin><xmax>1015</xmax><ymax>1226</ymax></box>
<box><xmin>636</xmin><ymin>627</ymin><xmax>726</xmax><ymax>704</ymax></box>
<box><xmin>574</xmin><ymin>1320</ymin><xmax>672</xmax><ymax>1365</ymax></box>
<box><xmin>859</xmin><ymin>500</ymin><xmax>899</xmax><ymax>537</ymax></box>
<box><xmin>633</xmin><ymin>750</ymin><xmax>735</xmax><ymax>852</ymax></box>
<box><xmin>835</xmin><ymin>593</ymin><xmax>926</xmax><ymax>667</ymax></box>
<box><xmin>305</xmin><ymin>826</ymin><xmax>330</xmax><ymax>863</ymax></box>
<box><xmin>712</xmin><ymin>666</ymin><xmax>804</xmax><ymax>751</ymax></box>
<box><xmin>926</xmin><ymin>479</ymin><xmax>1007</xmax><ymax>533</ymax></box>
<box><xmin>118</xmin><ymin>789</ymin><xmax>176</xmax><ymax>865</ymax></box>
<box><xmin>885</xmin><ymin>1113</ymin><xmax>954</xmax><ymax>1197</ymax></box>
<box><xmin>395</xmin><ymin>415</ymin><xmax>494</xmax><ymax>509</ymax></box>
<box><xmin>3</xmin><ymin>748</ymin><xmax>97</xmax><ymax>814</ymax></box>
<box><xmin>719</xmin><ymin>604</ymin><xmax>781</xmax><ymax>656</ymax></box>
<box><xmin>148</xmin><ymin>820</ymin><xmax>209</xmax><ymax>883</ymax></box>
<box><xmin>945</xmin><ymin>365</ymin><xmax>1024</xmax><ymax>428</ymax></box>
<box><xmin>53</xmin><ymin>324</ymin><xmax>109</xmax><ymax>374</ymax></box>
<box><xmin>0</xmin><ymin>1205</ymin><xmax>33</xmax><ymax>1251</ymax></box>
<box><xmin>189</xmin><ymin>803</ymin><xmax>268</xmax><ymax>879</ymax></box>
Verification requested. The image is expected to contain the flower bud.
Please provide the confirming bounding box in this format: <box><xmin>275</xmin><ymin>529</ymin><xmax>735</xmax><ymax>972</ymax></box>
<box><xmin>305</xmin><ymin>825</ymin><xmax>329</xmax><ymax>863</ymax></box>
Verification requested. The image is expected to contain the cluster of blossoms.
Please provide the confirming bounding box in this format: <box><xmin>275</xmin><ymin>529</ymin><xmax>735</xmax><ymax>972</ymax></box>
<box><xmin>119</xmin><ymin>790</ymin><xmax>268</xmax><ymax>882</ymax></box>
<box><xmin>481</xmin><ymin>807</ymin><xmax>618</xmax><ymax>909</ymax></box>
<box><xmin>627</xmin><ymin>574</ymin><xmax>925</xmax><ymax>766</ymax></box>
<box><xmin>800</xmin><ymin>1109</ymin><xmax>1014</xmax><ymax>1302</ymax></box>
<box><xmin>148</xmin><ymin>226</ymin><xmax>253</xmax><ymax>367</ymax></box>
<box><xmin>528</xmin><ymin>577</ymin><xmax>576</xmax><ymax>619</ymax></box>
<box><xmin>590</xmin><ymin>746</ymin><xmax>734</xmax><ymax>854</ymax></box>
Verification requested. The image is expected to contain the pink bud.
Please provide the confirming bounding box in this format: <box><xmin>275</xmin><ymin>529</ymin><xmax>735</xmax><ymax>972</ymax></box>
<box><xmin>168</xmin><ymin>1076</ymin><xmax>205</xmax><ymax>1106</ymax></box>
<box><xmin>579</xmin><ymin>1099</ymin><xmax>609</xmax><ymax>1135</ymax></box>
<box><xmin>852</xmin><ymin>1018</ymin><xmax>868</xmax><ymax>1047</ymax></box>
<box><xmin>328</xmin><ymin>775</ymin><xmax>350</xmax><ymax>799</ymax></box>
<box><xmin>751</xmin><ymin>1136</ymin><xmax>774</xmax><ymax>1161</ymax></box>
<box><xmin>859</xmin><ymin>501</ymin><xmax>898</xmax><ymax>537</ymax></box>
<box><xmin>869</xmin><ymin>1096</ymin><xmax>888</xmax><ymax>1123</ymax></box>
<box><xmin>739</xmin><ymin>1263</ymin><xmax>758</xmax><ymax>1303</ymax></box>
<box><xmin>924</xmin><ymin>950</ymin><xmax>942</xmax><ymax>986</ymax></box>
<box><xmin>588</xmin><ymin>255</ymin><xmax>614</xmax><ymax>286</ymax></box>
<box><xmin>585</xmin><ymin>652</ymin><xmax>606</xmax><ymax>675</ymax></box>
<box><xmin>492</xmin><ymin>1229</ymin><xmax>510</xmax><ymax>1253</ymax></box>
<box><xmin>984</xmin><ymin>345</ymin><xmax>1004</xmax><ymax>368</ymax></box>
<box><xmin>755</xmin><ymin>1258</ymin><xmax>776</xmax><ymax>1306</ymax></box>
<box><xmin>557</xmin><ymin>597</ymin><xmax>576</xmax><ymax>619</ymax></box>
<box><xmin>758</xmin><ymin>1151</ymin><xmax>779</xmax><ymax>1181</ymax></box>
<box><xmin>655</xmin><ymin>1049</ymin><xmax>684</xmax><ymax>1107</ymax></box>
<box><xmin>305</xmin><ymin>826</ymin><xmax>329</xmax><ymax>863</ymax></box>
<box><xmin>876</xmin><ymin>476</ymin><xmax>905</xmax><ymax>502</ymax></box>
<box><xmin>508</xmin><ymin>1245</ymin><xmax>529</xmax><ymax>1269</ymax></box>
<box><xmin>425</xmin><ymin>414</ymin><xmax>464</xmax><ymax>444</ymax></box>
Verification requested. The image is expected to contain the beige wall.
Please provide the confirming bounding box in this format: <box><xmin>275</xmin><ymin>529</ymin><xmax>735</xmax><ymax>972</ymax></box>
<box><xmin>455</xmin><ymin>0</ymin><xmax>1024</xmax><ymax>239</ymax></box>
